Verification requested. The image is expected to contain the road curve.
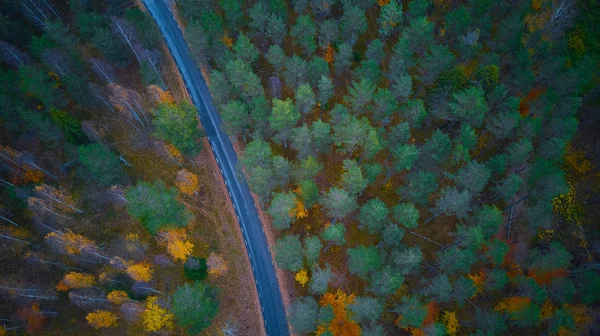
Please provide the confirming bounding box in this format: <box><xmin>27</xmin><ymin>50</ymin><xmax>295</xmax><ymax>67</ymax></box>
<box><xmin>140</xmin><ymin>1</ymin><xmax>289</xmax><ymax>335</ymax></box>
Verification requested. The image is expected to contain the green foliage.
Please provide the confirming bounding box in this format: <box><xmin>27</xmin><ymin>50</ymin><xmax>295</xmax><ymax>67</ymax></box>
<box><xmin>438</xmin><ymin>246</ymin><xmax>477</xmax><ymax>275</ymax></box>
<box><xmin>221</xmin><ymin>100</ymin><xmax>249</xmax><ymax>138</ymax></box>
<box><xmin>379</xmin><ymin>0</ymin><xmax>403</xmax><ymax>37</ymax></box>
<box><xmin>270</xmin><ymin>98</ymin><xmax>301</xmax><ymax>145</ymax></box>
<box><xmin>288</xmin><ymin>297</ymin><xmax>318</xmax><ymax>334</ymax></box>
<box><xmin>298</xmin><ymin>179</ymin><xmax>320</xmax><ymax>207</ymax></box>
<box><xmin>152</xmin><ymin>101</ymin><xmax>202</xmax><ymax>156</ymax></box>
<box><xmin>394</xmin><ymin>296</ymin><xmax>427</xmax><ymax>328</ymax></box>
<box><xmin>392</xmin><ymin>144</ymin><xmax>420</xmax><ymax>172</ymax></box>
<box><xmin>310</xmin><ymin>265</ymin><xmax>332</xmax><ymax>295</ymax></box>
<box><xmin>225</xmin><ymin>59</ymin><xmax>264</xmax><ymax>102</ymax></box>
<box><xmin>125</xmin><ymin>181</ymin><xmax>192</xmax><ymax>234</ymax></box>
<box><xmin>392</xmin><ymin>202</ymin><xmax>419</xmax><ymax>229</ymax></box>
<box><xmin>304</xmin><ymin>236</ymin><xmax>322</xmax><ymax>266</ymax></box>
<box><xmin>268</xmin><ymin>192</ymin><xmax>298</xmax><ymax>230</ymax></box>
<box><xmin>124</xmin><ymin>8</ymin><xmax>161</xmax><ymax>49</ymax></box>
<box><xmin>50</xmin><ymin>109</ymin><xmax>83</xmax><ymax>142</ymax></box>
<box><xmin>322</xmin><ymin>223</ymin><xmax>346</xmax><ymax>246</ymax></box>
<box><xmin>486</xmin><ymin>269</ymin><xmax>509</xmax><ymax>291</ymax></box>
<box><xmin>172</xmin><ymin>281</ymin><xmax>219</xmax><ymax>334</ymax></box>
<box><xmin>359</xmin><ymin>198</ymin><xmax>389</xmax><ymax>234</ymax></box>
<box><xmin>576</xmin><ymin>270</ymin><xmax>600</xmax><ymax>304</ymax></box>
<box><xmin>485</xmin><ymin>239</ymin><xmax>509</xmax><ymax>265</ymax></box>
<box><xmin>455</xmin><ymin>160</ymin><xmax>491</xmax><ymax>194</ymax></box>
<box><xmin>449</xmin><ymin>86</ymin><xmax>488</xmax><ymax>128</ymax></box>
<box><xmin>233</xmin><ymin>33</ymin><xmax>259</xmax><ymax>63</ymax></box>
<box><xmin>275</xmin><ymin>235</ymin><xmax>304</xmax><ymax>272</ymax></box>
<box><xmin>423</xmin><ymin>130</ymin><xmax>452</xmax><ymax>164</ymax></box>
<box><xmin>453</xmin><ymin>277</ymin><xmax>477</xmax><ymax>307</ymax></box>
<box><xmin>78</xmin><ymin>144</ymin><xmax>124</xmax><ymax>187</ymax></box>
<box><xmin>400</xmin><ymin>170</ymin><xmax>439</xmax><ymax>206</ymax></box>
<box><xmin>347</xmin><ymin>245</ymin><xmax>380</xmax><ymax>279</ymax></box>
<box><xmin>349</xmin><ymin>297</ymin><xmax>383</xmax><ymax>323</ymax></box>
<box><xmin>321</xmin><ymin>187</ymin><xmax>357</xmax><ymax>220</ymax></box>
<box><xmin>341</xmin><ymin>159</ymin><xmax>368</xmax><ymax>196</ymax></box>
<box><xmin>433</xmin><ymin>186</ymin><xmax>472</xmax><ymax>220</ymax></box>
<box><xmin>528</xmin><ymin>242</ymin><xmax>572</xmax><ymax>272</ymax></box>
<box><xmin>184</xmin><ymin>257</ymin><xmax>208</xmax><ymax>281</ymax></box>
<box><xmin>291</xmin><ymin>15</ymin><xmax>317</xmax><ymax>56</ymax></box>
<box><xmin>369</xmin><ymin>265</ymin><xmax>405</xmax><ymax>296</ymax></box>
<box><xmin>19</xmin><ymin>65</ymin><xmax>63</xmax><ymax>108</ymax></box>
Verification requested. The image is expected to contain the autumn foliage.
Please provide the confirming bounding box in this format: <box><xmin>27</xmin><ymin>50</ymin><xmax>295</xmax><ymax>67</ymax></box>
<box><xmin>323</xmin><ymin>43</ymin><xmax>335</xmax><ymax>64</ymax></box>
<box><xmin>86</xmin><ymin>310</ymin><xmax>118</xmax><ymax>329</ymax></box>
<box><xmin>159</xmin><ymin>229</ymin><xmax>194</xmax><ymax>262</ymax></box>
<box><xmin>45</xmin><ymin>231</ymin><xmax>95</xmax><ymax>255</ymax></box>
<box><xmin>319</xmin><ymin>289</ymin><xmax>361</xmax><ymax>336</ymax></box>
<box><xmin>16</xmin><ymin>303</ymin><xmax>47</xmax><ymax>334</ymax></box>
<box><xmin>126</xmin><ymin>262</ymin><xmax>153</xmax><ymax>282</ymax></box>
<box><xmin>295</xmin><ymin>268</ymin><xmax>309</xmax><ymax>286</ymax></box>
<box><xmin>495</xmin><ymin>296</ymin><xmax>531</xmax><ymax>314</ymax></box>
<box><xmin>442</xmin><ymin>311</ymin><xmax>459</xmax><ymax>336</ymax></box>
<box><xmin>175</xmin><ymin>168</ymin><xmax>199</xmax><ymax>195</ymax></box>
<box><xmin>107</xmin><ymin>290</ymin><xmax>130</xmax><ymax>305</ymax></box>
<box><xmin>142</xmin><ymin>296</ymin><xmax>174</xmax><ymax>332</ymax></box>
<box><xmin>207</xmin><ymin>253</ymin><xmax>229</xmax><ymax>277</ymax></box>
<box><xmin>57</xmin><ymin>272</ymin><xmax>96</xmax><ymax>291</ymax></box>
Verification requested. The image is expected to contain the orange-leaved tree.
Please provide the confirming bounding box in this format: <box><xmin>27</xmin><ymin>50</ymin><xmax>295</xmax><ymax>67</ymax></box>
<box><xmin>319</xmin><ymin>289</ymin><xmax>361</xmax><ymax>336</ymax></box>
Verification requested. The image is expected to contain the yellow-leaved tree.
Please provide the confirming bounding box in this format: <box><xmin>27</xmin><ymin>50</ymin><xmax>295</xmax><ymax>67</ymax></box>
<box><xmin>142</xmin><ymin>296</ymin><xmax>174</xmax><ymax>332</ymax></box>
<box><xmin>159</xmin><ymin>229</ymin><xmax>194</xmax><ymax>262</ymax></box>
<box><xmin>441</xmin><ymin>311</ymin><xmax>459</xmax><ymax>336</ymax></box>
<box><xmin>295</xmin><ymin>269</ymin><xmax>309</xmax><ymax>287</ymax></box>
<box><xmin>107</xmin><ymin>290</ymin><xmax>129</xmax><ymax>305</ymax></box>
<box><xmin>57</xmin><ymin>272</ymin><xmax>96</xmax><ymax>291</ymax></box>
<box><xmin>175</xmin><ymin>169</ymin><xmax>199</xmax><ymax>196</ymax></box>
<box><xmin>126</xmin><ymin>263</ymin><xmax>153</xmax><ymax>282</ymax></box>
<box><xmin>86</xmin><ymin>310</ymin><xmax>118</xmax><ymax>329</ymax></box>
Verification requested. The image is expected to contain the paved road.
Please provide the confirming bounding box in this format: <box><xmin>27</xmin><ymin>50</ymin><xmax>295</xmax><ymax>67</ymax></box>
<box><xmin>141</xmin><ymin>1</ymin><xmax>289</xmax><ymax>335</ymax></box>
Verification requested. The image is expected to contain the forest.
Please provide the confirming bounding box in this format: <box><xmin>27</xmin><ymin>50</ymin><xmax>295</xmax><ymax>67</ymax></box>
<box><xmin>0</xmin><ymin>0</ymin><xmax>265</xmax><ymax>335</ymax></box>
<box><xmin>1</xmin><ymin>0</ymin><xmax>600</xmax><ymax>335</ymax></box>
<box><xmin>180</xmin><ymin>0</ymin><xmax>600</xmax><ymax>335</ymax></box>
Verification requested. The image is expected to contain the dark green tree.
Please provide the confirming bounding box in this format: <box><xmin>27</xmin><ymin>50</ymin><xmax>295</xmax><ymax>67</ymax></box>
<box><xmin>358</xmin><ymin>198</ymin><xmax>389</xmax><ymax>234</ymax></box>
<box><xmin>125</xmin><ymin>181</ymin><xmax>192</xmax><ymax>234</ymax></box>
<box><xmin>347</xmin><ymin>246</ymin><xmax>380</xmax><ymax>279</ymax></box>
<box><xmin>152</xmin><ymin>101</ymin><xmax>201</xmax><ymax>156</ymax></box>
<box><xmin>288</xmin><ymin>297</ymin><xmax>319</xmax><ymax>334</ymax></box>
<box><xmin>172</xmin><ymin>281</ymin><xmax>219</xmax><ymax>334</ymax></box>
<box><xmin>78</xmin><ymin>144</ymin><xmax>124</xmax><ymax>187</ymax></box>
<box><xmin>275</xmin><ymin>235</ymin><xmax>304</xmax><ymax>272</ymax></box>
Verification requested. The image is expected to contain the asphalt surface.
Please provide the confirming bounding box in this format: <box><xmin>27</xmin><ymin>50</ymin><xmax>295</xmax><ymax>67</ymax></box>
<box><xmin>141</xmin><ymin>1</ymin><xmax>289</xmax><ymax>335</ymax></box>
